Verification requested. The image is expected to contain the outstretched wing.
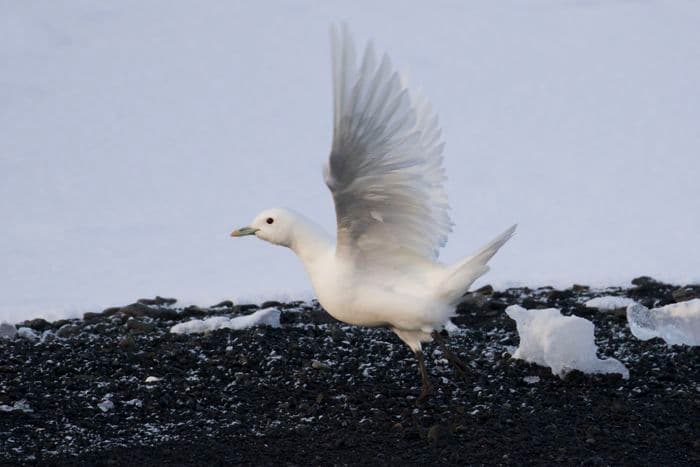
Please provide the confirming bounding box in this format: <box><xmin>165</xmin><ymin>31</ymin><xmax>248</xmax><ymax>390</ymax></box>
<box><xmin>325</xmin><ymin>24</ymin><xmax>452</xmax><ymax>265</ymax></box>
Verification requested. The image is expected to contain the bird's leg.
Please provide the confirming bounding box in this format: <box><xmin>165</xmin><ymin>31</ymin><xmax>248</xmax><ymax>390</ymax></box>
<box><xmin>415</xmin><ymin>350</ymin><xmax>433</xmax><ymax>404</ymax></box>
<box><xmin>431</xmin><ymin>331</ymin><xmax>468</xmax><ymax>376</ymax></box>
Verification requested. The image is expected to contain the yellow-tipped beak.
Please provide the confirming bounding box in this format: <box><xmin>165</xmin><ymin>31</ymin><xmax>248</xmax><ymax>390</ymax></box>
<box><xmin>230</xmin><ymin>226</ymin><xmax>259</xmax><ymax>237</ymax></box>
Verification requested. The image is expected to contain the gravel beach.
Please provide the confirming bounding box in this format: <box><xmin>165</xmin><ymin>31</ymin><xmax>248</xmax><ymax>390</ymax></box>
<box><xmin>1</xmin><ymin>278</ymin><xmax>698</xmax><ymax>466</ymax></box>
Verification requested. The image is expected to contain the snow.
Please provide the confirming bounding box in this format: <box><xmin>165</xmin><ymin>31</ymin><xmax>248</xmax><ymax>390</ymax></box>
<box><xmin>144</xmin><ymin>376</ymin><xmax>162</xmax><ymax>383</ymax></box>
<box><xmin>0</xmin><ymin>323</ymin><xmax>17</xmax><ymax>339</ymax></box>
<box><xmin>523</xmin><ymin>376</ymin><xmax>541</xmax><ymax>385</ymax></box>
<box><xmin>170</xmin><ymin>308</ymin><xmax>281</xmax><ymax>334</ymax></box>
<box><xmin>444</xmin><ymin>320</ymin><xmax>460</xmax><ymax>334</ymax></box>
<box><xmin>1</xmin><ymin>2</ymin><xmax>699</xmax><ymax>323</ymax></box>
<box><xmin>506</xmin><ymin>305</ymin><xmax>629</xmax><ymax>379</ymax></box>
<box><xmin>0</xmin><ymin>400</ymin><xmax>33</xmax><ymax>413</ymax></box>
<box><xmin>626</xmin><ymin>299</ymin><xmax>700</xmax><ymax>346</ymax></box>
<box><xmin>585</xmin><ymin>296</ymin><xmax>636</xmax><ymax>311</ymax></box>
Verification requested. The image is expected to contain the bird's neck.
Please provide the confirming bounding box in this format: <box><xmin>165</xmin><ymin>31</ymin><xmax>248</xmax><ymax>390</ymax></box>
<box><xmin>289</xmin><ymin>217</ymin><xmax>335</xmax><ymax>267</ymax></box>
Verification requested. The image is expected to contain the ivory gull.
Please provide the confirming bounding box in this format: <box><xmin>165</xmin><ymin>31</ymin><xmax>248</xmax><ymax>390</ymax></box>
<box><xmin>231</xmin><ymin>25</ymin><xmax>516</xmax><ymax>401</ymax></box>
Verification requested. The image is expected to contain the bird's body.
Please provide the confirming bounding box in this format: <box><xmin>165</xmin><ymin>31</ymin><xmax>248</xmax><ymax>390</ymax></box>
<box><xmin>231</xmin><ymin>25</ymin><xmax>516</xmax><ymax>400</ymax></box>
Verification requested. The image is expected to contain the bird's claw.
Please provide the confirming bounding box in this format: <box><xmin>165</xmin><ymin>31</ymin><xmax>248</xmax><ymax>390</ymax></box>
<box><xmin>416</xmin><ymin>383</ymin><xmax>433</xmax><ymax>405</ymax></box>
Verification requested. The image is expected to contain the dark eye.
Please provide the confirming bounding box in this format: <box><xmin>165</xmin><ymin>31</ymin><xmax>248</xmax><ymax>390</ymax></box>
<box><xmin>266</xmin><ymin>217</ymin><xmax>274</xmax><ymax>224</ymax></box>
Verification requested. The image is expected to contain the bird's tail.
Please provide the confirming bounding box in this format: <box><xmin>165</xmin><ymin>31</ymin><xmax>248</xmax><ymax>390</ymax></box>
<box><xmin>438</xmin><ymin>224</ymin><xmax>517</xmax><ymax>305</ymax></box>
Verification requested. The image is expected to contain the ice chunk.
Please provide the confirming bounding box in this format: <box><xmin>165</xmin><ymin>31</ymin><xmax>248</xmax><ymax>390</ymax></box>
<box><xmin>626</xmin><ymin>299</ymin><xmax>700</xmax><ymax>346</ymax></box>
<box><xmin>0</xmin><ymin>322</ymin><xmax>17</xmax><ymax>339</ymax></box>
<box><xmin>506</xmin><ymin>305</ymin><xmax>629</xmax><ymax>379</ymax></box>
<box><xmin>585</xmin><ymin>296</ymin><xmax>636</xmax><ymax>311</ymax></box>
<box><xmin>170</xmin><ymin>307</ymin><xmax>281</xmax><ymax>334</ymax></box>
<box><xmin>144</xmin><ymin>376</ymin><xmax>162</xmax><ymax>383</ymax></box>
<box><xmin>16</xmin><ymin>327</ymin><xmax>39</xmax><ymax>341</ymax></box>
<box><xmin>97</xmin><ymin>400</ymin><xmax>114</xmax><ymax>412</ymax></box>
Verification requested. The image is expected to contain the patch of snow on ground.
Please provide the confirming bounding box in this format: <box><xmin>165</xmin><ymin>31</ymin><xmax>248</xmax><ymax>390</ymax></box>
<box><xmin>626</xmin><ymin>299</ymin><xmax>700</xmax><ymax>346</ymax></box>
<box><xmin>0</xmin><ymin>323</ymin><xmax>17</xmax><ymax>339</ymax></box>
<box><xmin>0</xmin><ymin>400</ymin><xmax>33</xmax><ymax>413</ymax></box>
<box><xmin>585</xmin><ymin>296</ymin><xmax>636</xmax><ymax>310</ymax></box>
<box><xmin>506</xmin><ymin>305</ymin><xmax>629</xmax><ymax>379</ymax></box>
<box><xmin>170</xmin><ymin>308</ymin><xmax>281</xmax><ymax>334</ymax></box>
<box><xmin>444</xmin><ymin>320</ymin><xmax>461</xmax><ymax>334</ymax></box>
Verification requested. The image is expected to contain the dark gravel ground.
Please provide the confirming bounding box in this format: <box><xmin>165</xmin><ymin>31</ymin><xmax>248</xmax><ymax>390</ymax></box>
<box><xmin>1</xmin><ymin>277</ymin><xmax>698</xmax><ymax>466</ymax></box>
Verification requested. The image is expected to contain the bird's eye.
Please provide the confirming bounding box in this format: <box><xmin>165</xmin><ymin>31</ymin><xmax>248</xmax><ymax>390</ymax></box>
<box><xmin>266</xmin><ymin>218</ymin><xmax>274</xmax><ymax>224</ymax></box>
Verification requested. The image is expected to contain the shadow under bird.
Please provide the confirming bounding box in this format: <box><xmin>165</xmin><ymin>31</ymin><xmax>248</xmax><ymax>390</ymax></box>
<box><xmin>231</xmin><ymin>25</ymin><xmax>516</xmax><ymax>402</ymax></box>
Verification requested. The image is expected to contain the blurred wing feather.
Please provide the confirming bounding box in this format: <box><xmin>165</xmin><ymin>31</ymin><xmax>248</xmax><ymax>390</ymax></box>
<box><xmin>325</xmin><ymin>25</ymin><xmax>452</xmax><ymax>264</ymax></box>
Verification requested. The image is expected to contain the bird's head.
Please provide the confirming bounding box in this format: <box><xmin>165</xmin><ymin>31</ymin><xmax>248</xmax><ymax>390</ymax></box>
<box><xmin>230</xmin><ymin>208</ymin><xmax>299</xmax><ymax>247</ymax></box>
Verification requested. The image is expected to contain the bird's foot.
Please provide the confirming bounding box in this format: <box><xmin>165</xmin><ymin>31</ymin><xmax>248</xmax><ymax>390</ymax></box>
<box><xmin>416</xmin><ymin>382</ymin><xmax>433</xmax><ymax>405</ymax></box>
<box><xmin>415</xmin><ymin>349</ymin><xmax>433</xmax><ymax>405</ymax></box>
<box><xmin>445</xmin><ymin>351</ymin><xmax>469</xmax><ymax>378</ymax></box>
<box><xmin>431</xmin><ymin>331</ymin><xmax>469</xmax><ymax>379</ymax></box>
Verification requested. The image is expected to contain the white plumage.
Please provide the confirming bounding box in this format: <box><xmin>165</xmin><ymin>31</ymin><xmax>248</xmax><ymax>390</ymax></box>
<box><xmin>231</xmin><ymin>25</ymin><xmax>516</xmax><ymax>400</ymax></box>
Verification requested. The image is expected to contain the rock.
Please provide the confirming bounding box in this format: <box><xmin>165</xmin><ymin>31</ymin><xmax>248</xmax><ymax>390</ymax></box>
<box><xmin>238</xmin><ymin>304</ymin><xmax>259</xmax><ymax>312</ymax></box>
<box><xmin>475</xmin><ymin>284</ymin><xmax>494</xmax><ymax>295</ymax></box>
<box><xmin>20</xmin><ymin>318</ymin><xmax>50</xmax><ymax>331</ymax></box>
<box><xmin>52</xmin><ymin>319</ymin><xmax>72</xmax><ymax>329</ymax></box>
<box><xmin>100</xmin><ymin>307</ymin><xmax>122</xmax><ymax>318</ymax></box>
<box><xmin>487</xmin><ymin>300</ymin><xmax>509</xmax><ymax>312</ymax></box>
<box><xmin>125</xmin><ymin>318</ymin><xmax>155</xmax><ymax>334</ymax></box>
<box><xmin>521</xmin><ymin>297</ymin><xmax>546</xmax><ymax>309</ymax></box>
<box><xmin>608</xmin><ymin>308</ymin><xmax>627</xmax><ymax>319</ymax></box>
<box><xmin>672</xmin><ymin>285</ymin><xmax>700</xmax><ymax>302</ymax></box>
<box><xmin>137</xmin><ymin>296</ymin><xmax>177</xmax><ymax>306</ymax></box>
<box><xmin>146</xmin><ymin>308</ymin><xmax>179</xmax><ymax>320</ymax></box>
<box><xmin>460</xmin><ymin>292</ymin><xmax>488</xmax><ymax>309</ymax></box>
<box><xmin>181</xmin><ymin>306</ymin><xmax>208</xmax><ymax>318</ymax></box>
<box><xmin>212</xmin><ymin>300</ymin><xmax>234</xmax><ymax>308</ymax></box>
<box><xmin>548</xmin><ymin>289</ymin><xmax>573</xmax><ymax>301</ymax></box>
<box><xmin>627</xmin><ymin>277</ymin><xmax>676</xmax><ymax>306</ymax></box>
<box><xmin>631</xmin><ymin>276</ymin><xmax>657</xmax><ymax>286</ymax></box>
<box><xmin>305</xmin><ymin>308</ymin><xmax>339</xmax><ymax>324</ymax></box>
<box><xmin>118</xmin><ymin>335</ymin><xmax>136</xmax><ymax>351</ymax></box>
<box><xmin>580</xmin><ymin>455</ymin><xmax>605</xmax><ymax>466</ymax></box>
<box><xmin>572</xmin><ymin>284</ymin><xmax>590</xmax><ymax>292</ymax></box>
<box><xmin>118</xmin><ymin>303</ymin><xmax>151</xmax><ymax>318</ymax></box>
<box><xmin>56</xmin><ymin>324</ymin><xmax>80</xmax><ymax>338</ymax></box>
<box><xmin>562</xmin><ymin>369</ymin><xmax>587</xmax><ymax>384</ymax></box>
<box><xmin>0</xmin><ymin>322</ymin><xmax>17</xmax><ymax>339</ymax></box>
<box><xmin>261</xmin><ymin>300</ymin><xmax>283</xmax><ymax>308</ymax></box>
<box><xmin>83</xmin><ymin>312</ymin><xmax>103</xmax><ymax>323</ymax></box>
<box><xmin>311</xmin><ymin>360</ymin><xmax>327</xmax><ymax>370</ymax></box>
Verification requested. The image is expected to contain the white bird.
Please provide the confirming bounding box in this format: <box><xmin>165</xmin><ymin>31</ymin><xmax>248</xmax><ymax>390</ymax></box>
<box><xmin>231</xmin><ymin>25</ymin><xmax>516</xmax><ymax>401</ymax></box>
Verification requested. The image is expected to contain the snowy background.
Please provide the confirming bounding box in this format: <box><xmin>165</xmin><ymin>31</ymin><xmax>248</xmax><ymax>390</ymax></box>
<box><xmin>2</xmin><ymin>1</ymin><xmax>699</xmax><ymax>323</ymax></box>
